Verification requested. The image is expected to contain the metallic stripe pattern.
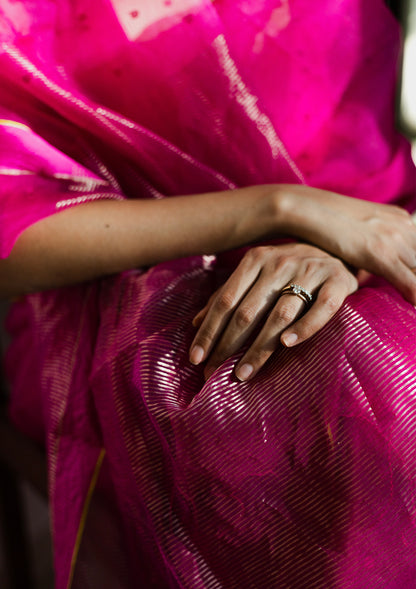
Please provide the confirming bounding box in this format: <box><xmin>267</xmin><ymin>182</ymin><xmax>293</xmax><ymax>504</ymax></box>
<box><xmin>82</xmin><ymin>265</ymin><xmax>416</xmax><ymax>587</ymax></box>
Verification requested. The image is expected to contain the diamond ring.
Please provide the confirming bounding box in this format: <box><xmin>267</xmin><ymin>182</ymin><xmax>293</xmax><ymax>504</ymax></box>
<box><xmin>280</xmin><ymin>283</ymin><xmax>313</xmax><ymax>307</ymax></box>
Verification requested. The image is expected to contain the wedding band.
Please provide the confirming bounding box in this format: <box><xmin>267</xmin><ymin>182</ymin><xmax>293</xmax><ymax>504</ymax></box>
<box><xmin>280</xmin><ymin>283</ymin><xmax>313</xmax><ymax>306</ymax></box>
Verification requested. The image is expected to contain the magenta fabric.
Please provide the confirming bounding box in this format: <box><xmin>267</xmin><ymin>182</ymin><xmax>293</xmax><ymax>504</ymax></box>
<box><xmin>2</xmin><ymin>1</ymin><xmax>416</xmax><ymax>587</ymax></box>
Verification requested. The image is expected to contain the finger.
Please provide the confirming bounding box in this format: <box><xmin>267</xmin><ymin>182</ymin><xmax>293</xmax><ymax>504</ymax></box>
<box><xmin>204</xmin><ymin>259</ymin><xmax>336</xmax><ymax>377</ymax></box>
<box><xmin>192</xmin><ymin>290</ymin><xmax>218</xmax><ymax>327</ymax></box>
<box><xmin>203</xmin><ymin>274</ymin><xmax>286</xmax><ymax>378</ymax></box>
<box><xmin>400</xmin><ymin>241</ymin><xmax>416</xmax><ymax>272</ymax></box>
<box><xmin>280</xmin><ymin>274</ymin><xmax>357</xmax><ymax>347</ymax></box>
<box><xmin>189</xmin><ymin>259</ymin><xmax>261</xmax><ymax>365</ymax></box>
<box><xmin>192</xmin><ymin>311</ymin><xmax>207</xmax><ymax>329</ymax></box>
<box><xmin>234</xmin><ymin>265</ymin><xmax>354</xmax><ymax>380</ymax></box>
<box><xmin>380</xmin><ymin>259</ymin><xmax>416</xmax><ymax>305</ymax></box>
<box><xmin>234</xmin><ymin>289</ymin><xmax>310</xmax><ymax>381</ymax></box>
<box><xmin>398</xmin><ymin>231</ymin><xmax>416</xmax><ymax>268</ymax></box>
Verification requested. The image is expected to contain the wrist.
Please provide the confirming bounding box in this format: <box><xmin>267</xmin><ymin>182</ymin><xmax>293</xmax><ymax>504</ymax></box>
<box><xmin>270</xmin><ymin>184</ymin><xmax>302</xmax><ymax>235</ymax></box>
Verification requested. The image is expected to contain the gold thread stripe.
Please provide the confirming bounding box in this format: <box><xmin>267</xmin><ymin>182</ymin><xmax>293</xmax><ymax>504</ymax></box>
<box><xmin>0</xmin><ymin>167</ymin><xmax>35</xmax><ymax>176</ymax></box>
<box><xmin>66</xmin><ymin>448</ymin><xmax>106</xmax><ymax>589</ymax></box>
<box><xmin>56</xmin><ymin>193</ymin><xmax>124</xmax><ymax>208</ymax></box>
<box><xmin>53</xmin><ymin>173</ymin><xmax>109</xmax><ymax>185</ymax></box>
<box><xmin>0</xmin><ymin>118</ymin><xmax>31</xmax><ymax>132</ymax></box>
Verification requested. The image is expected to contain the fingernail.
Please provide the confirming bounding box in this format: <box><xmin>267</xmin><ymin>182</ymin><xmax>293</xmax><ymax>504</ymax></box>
<box><xmin>282</xmin><ymin>333</ymin><xmax>298</xmax><ymax>347</ymax></box>
<box><xmin>236</xmin><ymin>363</ymin><xmax>253</xmax><ymax>381</ymax></box>
<box><xmin>190</xmin><ymin>345</ymin><xmax>204</xmax><ymax>365</ymax></box>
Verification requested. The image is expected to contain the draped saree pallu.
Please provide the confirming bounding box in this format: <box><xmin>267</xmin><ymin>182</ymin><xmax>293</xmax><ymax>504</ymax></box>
<box><xmin>1</xmin><ymin>1</ymin><xmax>416</xmax><ymax>587</ymax></box>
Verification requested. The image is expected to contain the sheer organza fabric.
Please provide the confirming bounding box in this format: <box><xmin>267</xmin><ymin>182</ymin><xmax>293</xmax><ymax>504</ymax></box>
<box><xmin>1</xmin><ymin>1</ymin><xmax>416</xmax><ymax>587</ymax></box>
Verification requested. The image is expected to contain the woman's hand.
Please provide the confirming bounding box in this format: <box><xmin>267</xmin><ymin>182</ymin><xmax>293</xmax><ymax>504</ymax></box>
<box><xmin>278</xmin><ymin>185</ymin><xmax>416</xmax><ymax>304</ymax></box>
<box><xmin>189</xmin><ymin>243</ymin><xmax>358</xmax><ymax>381</ymax></box>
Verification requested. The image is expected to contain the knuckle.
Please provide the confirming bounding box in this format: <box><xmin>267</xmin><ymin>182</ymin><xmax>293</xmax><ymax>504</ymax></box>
<box><xmin>320</xmin><ymin>292</ymin><xmax>341</xmax><ymax>313</ymax></box>
<box><xmin>245</xmin><ymin>346</ymin><xmax>272</xmax><ymax>367</ymax></box>
<box><xmin>371</xmin><ymin>233</ymin><xmax>386</xmax><ymax>252</ymax></box>
<box><xmin>302</xmin><ymin>259</ymin><xmax>320</xmax><ymax>278</ymax></box>
<box><xmin>348</xmin><ymin>274</ymin><xmax>359</xmax><ymax>291</ymax></box>
<box><xmin>390</xmin><ymin>229</ymin><xmax>405</xmax><ymax>244</ymax></box>
<box><xmin>273</xmin><ymin>303</ymin><xmax>298</xmax><ymax>324</ymax></box>
<box><xmin>194</xmin><ymin>322</ymin><xmax>218</xmax><ymax>345</ymax></box>
<box><xmin>330</xmin><ymin>262</ymin><xmax>349</xmax><ymax>280</ymax></box>
<box><xmin>368</xmin><ymin>238</ymin><xmax>391</xmax><ymax>265</ymax></box>
<box><xmin>331</xmin><ymin>257</ymin><xmax>345</xmax><ymax>270</ymax></box>
<box><xmin>246</xmin><ymin>245</ymin><xmax>269</xmax><ymax>262</ymax></box>
<box><xmin>274</xmin><ymin>256</ymin><xmax>296</xmax><ymax>275</ymax></box>
<box><xmin>194</xmin><ymin>329</ymin><xmax>214</xmax><ymax>347</ymax></box>
<box><xmin>234</xmin><ymin>306</ymin><xmax>256</xmax><ymax>328</ymax></box>
<box><xmin>295</xmin><ymin>320</ymin><xmax>315</xmax><ymax>341</ymax></box>
<box><xmin>215</xmin><ymin>290</ymin><xmax>235</xmax><ymax>312</ymax></box>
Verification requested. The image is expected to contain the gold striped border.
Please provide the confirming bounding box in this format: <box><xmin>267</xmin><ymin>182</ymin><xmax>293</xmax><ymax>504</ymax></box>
<box><xmin>66</xmin><ymin>448</ymin><xmax>107</xmax><ymax>589</ymax></box>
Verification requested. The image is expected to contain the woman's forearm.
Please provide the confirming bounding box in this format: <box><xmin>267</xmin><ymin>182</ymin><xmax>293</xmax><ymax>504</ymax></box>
<box><xmin>0</xmin><ymin>185</ymin><xmax>285</xmax><ymax>297</ymax></box>
<box><xmin>3</xmin><ymin>181</ymin><xmax>415</xmax><ymax>302</ymax></box>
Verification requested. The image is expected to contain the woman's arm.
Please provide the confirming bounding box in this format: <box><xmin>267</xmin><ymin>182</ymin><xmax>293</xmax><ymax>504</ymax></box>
<box><xmin>188</xmin><ymin>185</ymin><xmax>416</xmax><ymax>380</ymax></box>
<box><xmin>1</xmin><ymin>183</ymin><xmax>415</xmax><ymax>302</ymax></box>
<box><xmin>0</xmin><ymin>184</ymin><xmax>283</xmax><ymax>298</ymax></box>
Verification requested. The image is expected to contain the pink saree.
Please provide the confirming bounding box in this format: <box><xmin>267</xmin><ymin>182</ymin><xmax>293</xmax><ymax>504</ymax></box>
<box><xmin>1</xmin><ymin>1</ymin><xmax>416</xmax><ymax>587</ymax></box>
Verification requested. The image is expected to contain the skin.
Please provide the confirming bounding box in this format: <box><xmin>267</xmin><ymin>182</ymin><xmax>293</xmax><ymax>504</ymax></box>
<box><xmin>190</xmin><ymin>185</ymin><xmax>416</xmax><ymax>380</ymax></box>
<box><xmin>0</xmin><ymin>185</ymin><xmax>281</xmax><ymax>296</ymax></box>
<box><xmin>190</xmin><ymin>243</ymin><xmax>358</xmax><ymax>381</ymax></box>
<box><xmin>1</xmin><ymin>183</ymin><xmax>415</xmax><ymax>381</ymax></box>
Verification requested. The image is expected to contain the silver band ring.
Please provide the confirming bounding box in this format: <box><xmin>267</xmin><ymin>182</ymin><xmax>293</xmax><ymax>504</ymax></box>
<box><xmin>280</xmin><ymin>283</ymin><xmax>313</xmax><ymax>307</ymax></box>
